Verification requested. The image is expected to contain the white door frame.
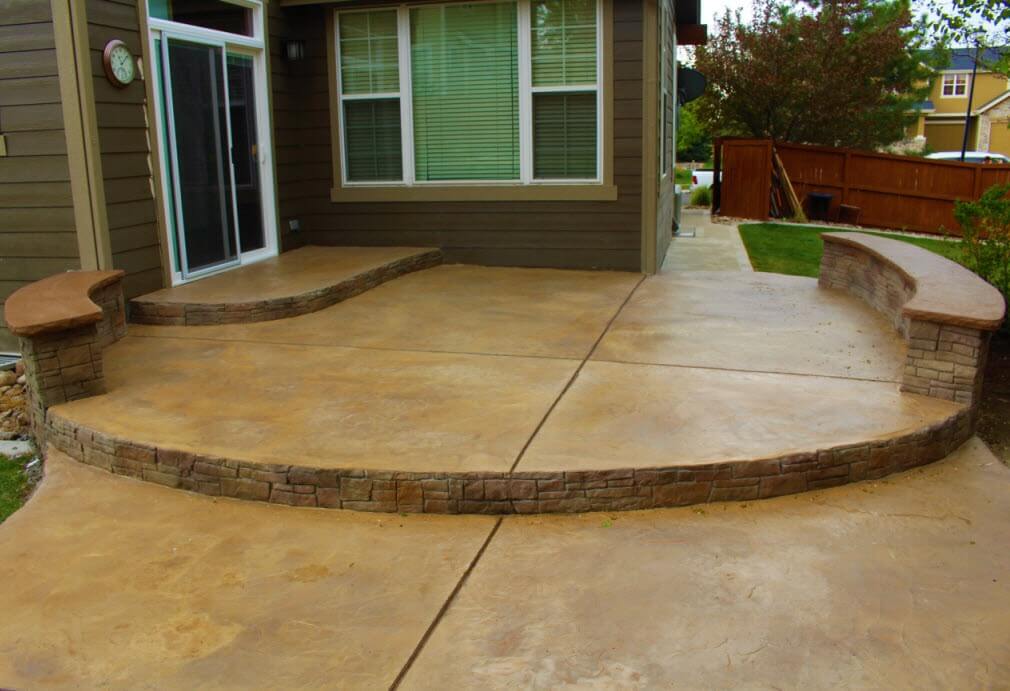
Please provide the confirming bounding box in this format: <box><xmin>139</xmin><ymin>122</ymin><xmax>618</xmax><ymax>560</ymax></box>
<box><xmin>146</xmin><ymin>0</ymin><xmax>278</xmax><ymax>285</ymax></box>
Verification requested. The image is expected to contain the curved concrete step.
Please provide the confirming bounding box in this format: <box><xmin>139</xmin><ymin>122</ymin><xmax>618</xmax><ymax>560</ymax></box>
<box><xmin>130</xmin><ymin>246</ymin><xmax>442</xmax><ymax>325</ymax></box>
<box><xmin>45</xmin><ymin>405</ymin><xmax>972</xmax><ymax>514</ymax></box>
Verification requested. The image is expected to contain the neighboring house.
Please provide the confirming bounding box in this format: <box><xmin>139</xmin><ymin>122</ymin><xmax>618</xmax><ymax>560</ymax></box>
<box><xmin>0</xmin><ymin>0</ymin><xmax>706</xmax><ymax>350</ymax></box>
<box><xmin>907</xmin><ymin>47</ymin><xmax>1010</xmax><ymax>156</ymax></box>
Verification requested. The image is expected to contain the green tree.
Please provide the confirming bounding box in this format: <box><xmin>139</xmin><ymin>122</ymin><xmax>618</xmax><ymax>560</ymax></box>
<box><xmin>676</xmin><ymin>101</ymin><xmax>713</xmax><ymax>162</ymax></box>
<box><xmin>694</xmin><ymin>0</ymin><xmax>938</xmax><ymax>149</ymax></box>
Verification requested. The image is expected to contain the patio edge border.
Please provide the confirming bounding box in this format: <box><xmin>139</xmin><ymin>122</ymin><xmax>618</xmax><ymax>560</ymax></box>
<box><xmin>45</xmin><ymin>406</ymin><xmax>973</xmax><ymax>514</ymax></box>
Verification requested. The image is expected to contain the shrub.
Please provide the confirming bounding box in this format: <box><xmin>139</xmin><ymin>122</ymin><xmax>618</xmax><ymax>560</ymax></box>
<box><xmin>954</xmin><ymin>183</ymin><xmax>1010</xmax><ymax>301</ymax></box>
<box><xmin>690</xmin><ymin>185</ymin><xmax>712</xmax><ymax>207</ymax></box>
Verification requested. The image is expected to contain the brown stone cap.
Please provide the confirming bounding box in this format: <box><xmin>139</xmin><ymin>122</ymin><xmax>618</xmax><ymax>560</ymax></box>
<box><xmin>822</xmin><ymin>232</ymin><xmax>1006</xmax><ymax>331</ymax></box>
<box><xmin>5</xmin><ymin>270</ymin><xmax>125</xmax><ymax>337</ymax></box>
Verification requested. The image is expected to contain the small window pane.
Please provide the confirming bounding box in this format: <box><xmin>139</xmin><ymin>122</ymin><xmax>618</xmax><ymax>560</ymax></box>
<box><xmin>532</xmin><ymin>0</ymin><xmax>597</xmax><ymax>86</ymax></box>
<box><xmin>534</xmin><ymin>92</ymin><xmax>597</xmax><ymax>178</ymax></box>
<box><xmin>339</xmin><ymin>10</ymin><xmax>399</xmax><ymax>95</ymax></box>
<box><xmin>148</xmin><ymin>0</ymin><xmax>254</xmax><ymax>36</ymax></box>
<box><xmin>344</xmin><ymin>99</ymin><xmax>403</xmax><ymax>181</ymax></box>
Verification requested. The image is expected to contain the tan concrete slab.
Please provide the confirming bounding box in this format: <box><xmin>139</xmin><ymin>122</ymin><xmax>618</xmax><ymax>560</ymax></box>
<box><xmin>0</xmin><ymin>449</ymin><xmax>496</xmax><ymax>689</ymax></box>
<box><xmin>518</xmin><ymin>360</ymin><xmax>960</xmax><ymax>471</ymax></box>
<box><xmin>403</xmin><ymin>437</ymin><xmax>1010</xmax><ymax>689</ymax></box>
<box><xmin>595</xmin><ymin>271</ymin><xmax>907</xmax><ymax>381</ymax></box>
<box><xmin>663</xmin><ymin>209</ymin><xmax>752</xmax><ymax>272</ymax></box>
<box><xmin>55</xmin><ymin>335</ymin><xmax>577</xmax><ymax>472</ymax></box>
<box><xmin>130</xmin><ymin>265</ymin><xmax>642</xmax><ymax>359</ymax></box>
<box><xmin>135</xmin><ymin>245</ymin><xmax>435</xmax><ymax>304</ymax></box>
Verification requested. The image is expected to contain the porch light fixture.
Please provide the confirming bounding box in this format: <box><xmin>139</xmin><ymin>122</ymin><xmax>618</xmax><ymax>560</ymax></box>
<box><xmin>284</xmin><ymin>39</ymin><xmax>306</xmax><ymax>62</ymax></box>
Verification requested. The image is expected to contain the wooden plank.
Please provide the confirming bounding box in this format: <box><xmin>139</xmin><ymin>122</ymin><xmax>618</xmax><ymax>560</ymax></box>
<box><xmin>0</xmin><ymin>76</ymin><xmax>61</xmax><ymax>106</ymax></box>
<box><xmin>0</xmin><ymin>231</ymin><xmax>80</xmax><ymax>258</ymax></box>
<box><xmin>0</xmin><ymin>22</ymin><xmax>55</xmax><ymax>53</ymax></box>
<box><xmin>0</xmin><ymin>103</ymin><xmax>64</xmax><ymax>131</ymax></box>
<box><xmin>0</xmin><ymin>155</ymin><xmax>70</xmax><ymax>183</ymax></box>
<box><xmin>0</xmin><ymin>0</ymin><xmax>54</xmax><ymax>25</ymax></box>
<box><xmin>0</xmin><ymin>48</ymin><xmax>58</xmax><ymax>79</ymax></box>
<box><xmin>0</xmin><ymin>206</ymin><xmax>76</xmax><ymax>231</ymax></box>
<box><xmin>0</xmin><ymin>256</ymin><xmax>81</xmax><ymax>281</ymax></box>
<box><xmin>2</xmin><ymin>129</ymin><xmax>67</xmax><ymax>156</ymax></box>
<box><xmin>0</xmin><ymin>181</ymin><xmax>73</xmax><ymax>207</ymax></box>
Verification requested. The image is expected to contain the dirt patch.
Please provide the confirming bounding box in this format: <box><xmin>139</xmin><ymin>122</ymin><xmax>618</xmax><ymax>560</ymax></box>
<box><xmin>978</xmin><ymin>331</ymin><xmax>1010</xmax><ymax>466</ymax></box>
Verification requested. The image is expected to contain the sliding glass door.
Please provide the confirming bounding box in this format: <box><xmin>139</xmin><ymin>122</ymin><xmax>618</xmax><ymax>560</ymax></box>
<box><xmin>148</xmin><ymin>0</ymin><xmax>275</xmax><ymax>282</ymax></box>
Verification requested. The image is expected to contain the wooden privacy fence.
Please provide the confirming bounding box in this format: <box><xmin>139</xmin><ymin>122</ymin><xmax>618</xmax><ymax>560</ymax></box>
<box><xmin>713</xmin><ymin>138</ymin><xmax>1010</xmax><ymax>235</ymax></box>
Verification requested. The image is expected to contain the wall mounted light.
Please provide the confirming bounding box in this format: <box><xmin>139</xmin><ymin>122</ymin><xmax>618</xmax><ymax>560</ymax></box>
<box><xmin>284</xmin><ymin>40</ymin><xmax>306</xmax><ymax>62</ymax></box>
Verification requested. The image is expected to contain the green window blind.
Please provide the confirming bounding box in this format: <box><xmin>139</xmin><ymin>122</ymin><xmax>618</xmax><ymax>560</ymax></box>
<box><xmin>410</xmin><ymin>2</ymin><xmax>520</xmax><ymax>181</ymax></box>
<box><xmin>339</xmin><ymin>10</ymin><xmax>403</xmax><ymax>182</ymax></box>
<box><xmin>344</xmin><ymin>100</ymin><xmax>403</xmax><ymax>181</ymax></box>
<box><xmin>533</xmin><ymin>92</ymin><xmax>597</xmax><ymax>178</ymax></box>
<box><xmin>531</xmin><ymin>0</ymin><xmax>597</xmax><ymax>86</ymax></box>
<box><xmin>531</xmin><ymin>0</ymin><xmax>598</xmax><ymax>179</ymax></box>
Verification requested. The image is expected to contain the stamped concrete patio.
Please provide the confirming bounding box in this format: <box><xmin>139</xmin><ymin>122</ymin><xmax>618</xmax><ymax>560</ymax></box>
<box><xmin>47</xmin><ymin>265</ymin><xmax>962</xmax><ymax>506</ymax></box>
<box><xmin>2</xmin><ymin>442</ymin><xmax>1008</xmax><ymax>688</ymax></box>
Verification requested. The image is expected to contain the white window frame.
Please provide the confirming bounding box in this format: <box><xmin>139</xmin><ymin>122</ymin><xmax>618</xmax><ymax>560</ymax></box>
<box><xmin>146</xmin><ymin>0</ymin><xmax>279</xmax><ymax>285</ymax></box>
<box><xmin>334</xmin><ymin>0</ymin><xmax>604</xmax><ymax>188</ymax></box>
<box><xmin>941</xmin><ymin>73</ymin><xmax>969</xmax><ymax>98</ymax></box>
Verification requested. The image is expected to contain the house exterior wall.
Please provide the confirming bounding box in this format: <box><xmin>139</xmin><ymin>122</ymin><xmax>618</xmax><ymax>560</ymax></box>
<box><xmin>928</xmin><ymin>70</ymin><xmax>1008</xmax><ymax>115</ymax></box>
<box><xmin>86</xmin><ymin>0</ymin><xmax>165</xmax><ymax>299</ymax></box>
<box><xmin>924</xmin><ymin>120</ymin><xmax>975</xmax><ymax>153</ymax></box>
<box><xmin>276</xmin><ymin>0</ymin><xmax>645</xmax><ymax>271</ymax></box>
<box><xmin>0</xmin><ymin>0</ymin><xmax>81</xmax><ymax>350</ymax></box>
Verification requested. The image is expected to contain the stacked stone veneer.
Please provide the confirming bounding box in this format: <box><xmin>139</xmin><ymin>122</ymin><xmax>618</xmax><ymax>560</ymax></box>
<box><xmin>22</xmin><ymin>280</ymin><xmax>127</xmax><ymax>443</ymax></box>
<box><xmin>46</xmin><ymin>407</ymin><xmax>972</xmax><ymax>514</ymax></box>
<box><xmin>820</xmin><ymin>237</ymin><xmax>991</xmax><ymax>406</ymax></box>
<box><xmin>130</xmin><ymin>250</ymin><xmax>443</xmax><ymax>325</ymax></box>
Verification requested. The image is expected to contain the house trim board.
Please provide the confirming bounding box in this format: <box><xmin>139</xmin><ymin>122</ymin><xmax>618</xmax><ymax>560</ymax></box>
<box><xmin>50</xmin><ymin>0</ymin><xmax>113</xmax><ymax>271</ymax></box>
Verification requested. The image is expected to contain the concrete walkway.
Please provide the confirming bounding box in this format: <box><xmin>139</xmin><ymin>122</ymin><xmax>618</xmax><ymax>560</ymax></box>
<box><xmin>1</xmin><ymin>443</ymin><xmax>1008</xmax><ymax>688</ymax></box>
<box><xmin>664</xmin><ymin>209</ymin><xmax>752</xmax><ymax>272</ymax></box>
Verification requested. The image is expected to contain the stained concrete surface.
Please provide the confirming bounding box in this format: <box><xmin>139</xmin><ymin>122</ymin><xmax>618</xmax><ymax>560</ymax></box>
<box><xmin>55</xmin><ymin>269</ymin><xmax>937</xmax><ymax>476</ymax></box>
<box><xmin>521</xmin><ymin>360</ymin><xmax>960</xmax><ymax>471</ymax></box>
<box><xmin>130</xmin><ymin>265</ymin><xmax>643</xmax><ymax>359</ymax></box>
<box><xmin>664</xmin><ymin>210</ymin><xmax>752</xmax><ymax>272</ymax></box>
<box><xmin>595</xmin><ymin>271</ymin><xmax>906</xmax><ymax>381</ymax></box>
<box><xmin>58</xmin><ymin>336</ymin><xmax>577</xmax><ymax>472</ymax></box>
<box><xmin>402</xmin><ymin>438</ymin><xmax>1010</xmax><ymax>689</ymax></box>
<box><xmin>3</xmin><ymin>442</ymin><xmax>1009</xmax><ymax>688</ymax></box>
<box><xmin>0</xmin><ymin>450</ymin><xmax>497</xmax><ymax>689</ymax></box>
<box><xmin>135</xmin><ymin>246</ymin><xmax>436</xmax><ymax>304</ymax></box>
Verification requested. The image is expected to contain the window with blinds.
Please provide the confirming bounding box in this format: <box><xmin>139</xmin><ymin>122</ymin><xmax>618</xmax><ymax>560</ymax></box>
<box><xmin>411</xmin><ymin>2</ymin><xmax>520</xmax><ymax>181</ymax></box>
<box><xmin>335</xmin><ymin>0</ymin><xmax>601</xmax><ymax>186</ymax></box>
<box><xmin>531</xmin><ymin>0</ymin><xmax>598</xmax><ymax>179</ymax></box>
<box><xmin>338</xmin><ymin>10</ymin><xmax>403</xmax><ymax>182</ymax></box>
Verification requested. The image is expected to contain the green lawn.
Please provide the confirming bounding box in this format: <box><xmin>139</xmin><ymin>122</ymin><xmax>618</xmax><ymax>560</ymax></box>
<box><xmin>0</xmin><ymin>455</ymin><xmax>30</xmax><ymax>523</ymax></box>
<box><xmin>738</xmin><ymin>223</ymin><xmax>963</xmax><ymax>278</ymax></box>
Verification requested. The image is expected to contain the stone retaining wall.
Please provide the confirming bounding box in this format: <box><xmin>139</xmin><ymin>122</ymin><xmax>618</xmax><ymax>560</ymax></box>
<box><xmin>46</xmin><ymin>407</ymin><xmax>973</xmax><ymax>514</ymax></box>
<box><xmin>22</xmin><ymin>281</ymin><xmax>126</xmax><ymax>442</ymax></box>
<box><xmin>130</xmin><ymin>250</ymin><xmax>443</xmax><ymax>325</ymax></box>
<box><xmin>820</xmin><ymin>239</ymin><xmax>989</xmax><ymax>406</ymax></box>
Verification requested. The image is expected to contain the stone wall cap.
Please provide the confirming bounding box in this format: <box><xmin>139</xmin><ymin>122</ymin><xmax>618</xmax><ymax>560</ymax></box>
<box><xmin>5</xmin><ymin>270</ymin><xmax>125</xmax><ymax>337</ymax></box>
<box><xmin>822</xmin><ymin>232</ymin><xmax>1006</xmax><ymax>331</ymax></box>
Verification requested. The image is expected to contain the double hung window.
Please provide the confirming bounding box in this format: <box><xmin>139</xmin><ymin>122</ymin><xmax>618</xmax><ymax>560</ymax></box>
<box><xmin>335</xmin><ymin>0</ymin><xmax>602</xmax><ymax>187</ymax></box>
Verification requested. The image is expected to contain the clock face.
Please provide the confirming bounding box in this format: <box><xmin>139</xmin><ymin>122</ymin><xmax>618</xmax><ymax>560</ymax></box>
<box><xmin>105</xmin><ymin>41</ymin><xmax>135</xmax><ymax>86</ymax></box>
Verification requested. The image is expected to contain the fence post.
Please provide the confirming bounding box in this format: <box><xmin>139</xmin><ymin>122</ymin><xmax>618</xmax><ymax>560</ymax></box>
<box><xmin>712</xmin><ymin>137</ymin><xmax>722</xmax><ymax>213</ymax></box>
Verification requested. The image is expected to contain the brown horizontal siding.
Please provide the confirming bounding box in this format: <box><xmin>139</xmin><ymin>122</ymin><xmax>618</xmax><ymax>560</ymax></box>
<box><xmin>0</xmin><ymin>3</ymin><xmax>78</xmax><ymax>349</ymax></box>
<box><xmin>87</xmin><ymin>0</ymin><xmax>164</xmax><ymax>299</ymax></box>
<box><xmin>270</xmin><ymin>1</ymin><xmax>643</xmax><ymax>271</ymax></box>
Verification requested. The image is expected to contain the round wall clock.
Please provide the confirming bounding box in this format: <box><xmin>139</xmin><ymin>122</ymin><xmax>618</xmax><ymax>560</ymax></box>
<box><xmin>103</xmin><ymin>40</ymin><xmax>136</xmax><ymax>88</ymax></box>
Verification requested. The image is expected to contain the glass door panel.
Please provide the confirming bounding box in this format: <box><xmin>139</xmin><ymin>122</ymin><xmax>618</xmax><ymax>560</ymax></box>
<box><xmin>227</xmin><ymin>54</ymin><xmax>265</xmax><ymax>253</ymax></box>
<box><xmin>163</xmin><ymin>36</ymin><xmax>239</xmax><ymax>276</ymax></box>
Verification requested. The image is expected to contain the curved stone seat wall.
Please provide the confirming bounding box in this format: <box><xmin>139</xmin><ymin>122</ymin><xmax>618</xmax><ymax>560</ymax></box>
<box><xmin>6</xmin><ymin>271</ymin><xmax>127</xmax><ymax>442</ymax></box>
<box><xmin>819</xmin><ymin>233</ymin><xmax>1005</xmax><ymax>407</ymax></box>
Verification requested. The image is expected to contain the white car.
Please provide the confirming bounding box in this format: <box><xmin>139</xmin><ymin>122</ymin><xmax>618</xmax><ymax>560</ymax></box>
<box><xmin>926</xmin><ymin>151</ymin><xmax>1010</xmax><ymax>164</ymax></box>
<box><xmin>691</xmin><ymin>169</ymin><xmax>719</xmax><ymax>188</ymax></box>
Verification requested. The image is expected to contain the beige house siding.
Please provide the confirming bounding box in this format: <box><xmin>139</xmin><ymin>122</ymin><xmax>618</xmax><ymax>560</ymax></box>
<box><xmin>928</xmin><ymin>70</ymin><xmax>1008</xmax><ymax>115</ymax></box>
<box><xmin>0</xmin><ymin>0</ymin><xmax>80</xmax><ymax>350</ymax></box>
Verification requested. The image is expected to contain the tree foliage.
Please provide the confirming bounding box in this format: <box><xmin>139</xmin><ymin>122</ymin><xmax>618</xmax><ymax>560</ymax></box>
<box><xmin>924</xmin><ymin>0</ymin><xmax>1009</xmax><ymax>50</ymax></box>
<box><xmin>693</xmin><ymin>0</ymin><xmax>937</xmax><ymax>149</ymax></box>
<box><xmin>955</xmin><ymin>183</ymin><xmax>1010</xmax><ymax>302</ymax></box>
<box><xmin>676</xmin><ymin>101</ymin><xmax>713</xmax><ymax>162</ymax></box>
